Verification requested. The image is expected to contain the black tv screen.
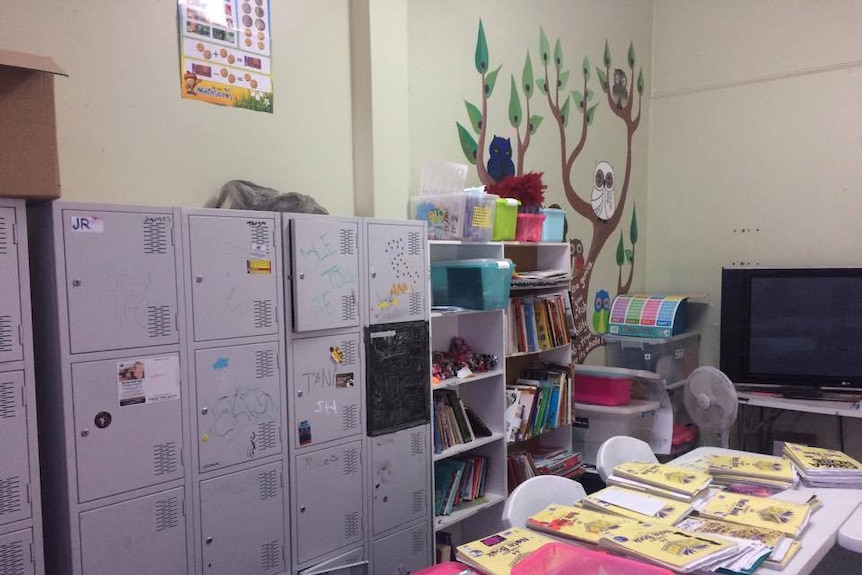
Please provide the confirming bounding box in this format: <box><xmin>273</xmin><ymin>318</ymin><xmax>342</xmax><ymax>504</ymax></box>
<box><xmin>721</xmin><ymin>267</ymin><xmax>862</xmax><ymax>389</ymax></box>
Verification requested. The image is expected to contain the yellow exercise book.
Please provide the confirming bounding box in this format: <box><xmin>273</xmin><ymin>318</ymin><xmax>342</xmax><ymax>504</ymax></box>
<box><xmin>582</xmin><ymin>487</ymin><xmax>693</xmax><ymax>525</ymax></box>
<box><xmin>455</xmin><ymin>527</ymin><xmax>553</xmax><ymax>575</ymax></box>
<box><xmin>707</xmin><ymin>454</ymin><xmax>795</xmax><ymax>483</ymax></box>
<box><xmin>763</xmin><ymin>539</ymin><xmax>801</xmax><ymax>571</ymax></box>
<box><xmin>783</xmin><ymin>442</ymin><xmax>862</xmax><ymax>473</ymax></box>
<box><xmin>612</xmin><ymin>462</ymin><xmax>712</xmax><ymax>497</ymax></box>
<box><xmin>675</xmin><ymin>516</ymin><xmax>785</xmax><ymax>549</ymax></box>
<box><xmin>525</xmin><ymin>504</ymin><xmax>642</xmax><ymax>545</ymax></box>
<box><xmin>598</xmin><ymin>522</ymin><xmax>738</xmax><ymax>573</ymax></box>
<box><xmin>698</xmin><ymin>492</ymin><xmax>811</xmax><ymax>538</ymax></box>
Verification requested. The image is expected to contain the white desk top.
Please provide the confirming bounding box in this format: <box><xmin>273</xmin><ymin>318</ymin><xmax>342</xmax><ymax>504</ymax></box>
<box><xmin>737</xmin><ymin>392</ymin><xmax>862</xmax><ymax>418</ymax></box>
<box><xmin>671</xmin><ymin>447</ymin><xmax>862</xmax><ymax>575</ymax></box>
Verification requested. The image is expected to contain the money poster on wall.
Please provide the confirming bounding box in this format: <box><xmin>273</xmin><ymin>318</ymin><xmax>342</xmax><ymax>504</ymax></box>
<box><xmin>177</xmin><ymin>0</ymin><xmax>273</xmax><ymax>112</ymax></box>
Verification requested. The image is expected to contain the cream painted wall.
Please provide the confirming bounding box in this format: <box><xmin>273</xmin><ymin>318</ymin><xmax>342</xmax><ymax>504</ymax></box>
<box><xmin>406</xmin><ymin>1</ymin><xmax>653</xmax><ymax>361</ymax></box>
<box><xmin>0</xmin><ymin>1</ymin><xmax>356</xmax><ymax>213</ymax></box>
<box><xmin>650</xmin><ymin>1</ymin><xmax>862</xmax><ymax>452</ymax></box>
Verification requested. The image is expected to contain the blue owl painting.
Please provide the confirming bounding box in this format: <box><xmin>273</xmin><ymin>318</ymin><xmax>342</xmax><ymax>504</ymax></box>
<box><xmin>592</xmin><ymin>289</ymin><xmax>611</xmax><ymax>334</ymax></box>
<box><xmin>486</xmin><ymin>135</ymin><xmax>515</xmax><ymax>182</ymax></box>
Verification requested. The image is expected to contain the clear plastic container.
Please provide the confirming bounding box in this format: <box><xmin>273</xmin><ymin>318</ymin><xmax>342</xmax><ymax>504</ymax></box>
<box><xmin>603</xmin><ymin>331</ymin><xmax>700</xmax><ymax>385</ymax></box>
<box><xmin>515</xmin><ymin>213</ymin><xmax>545</xmax><ymax>242</ymax></box>
<box><xmin>540</xmin><ymin>207</ymin><xmax>566</xmax><ymax>242</ymax></box>
<box><xmin>492</xmin><ymin>198</ymin><xmax>520</xmax><ymax>240</ymax></box>
<box><xmin>572</xmin><ymin>399</ymin><xmax>660</xmax><ymax>464</ymax></box>
<box><xmin>512</xmin><ymin>542</ymin><xmax>673</xmax><ymax>575</ymax></box>
<box><xmin>462</xmin><ymin>191</ymin><xmax>498</xmax><ymax>242</ymax></box>
<box><xmin>410</xmin><ymin>193</ymin><xmax>466</xmax><ymax>240</ymax></box>
<box><xmin>430</xmin><ymin>258</ymin><xmax>513</xmax><ymax>310</ymax></box>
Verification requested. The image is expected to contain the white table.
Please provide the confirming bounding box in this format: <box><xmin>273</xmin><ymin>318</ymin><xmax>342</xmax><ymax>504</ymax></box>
<box><xmin>671</xmin><ymin>447</ymin><xmax>862</xmax><ymax>575</ymax></box>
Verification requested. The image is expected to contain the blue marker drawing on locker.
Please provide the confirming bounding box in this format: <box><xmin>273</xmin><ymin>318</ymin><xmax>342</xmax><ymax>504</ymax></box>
<box><xmin>299</xmin><ymin>231</ymin><xmax>357</xmax><ymax>318</ymax></box>
<box><xmin>212</xmin><ymin>357</ymin><xmax>229</xmax><ymax>370</ymax></box>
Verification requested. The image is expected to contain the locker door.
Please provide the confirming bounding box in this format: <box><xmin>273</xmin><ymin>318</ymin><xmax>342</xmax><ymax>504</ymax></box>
<box><xmin>291</xmin><ymin>333</ymin><xmax>361</xmax><ymax>449</ymax></box>
<box><xmin>366</xmin><ymin>221</ymin><xmax>426</xmax><ymax>325</ymax></box>
<box><xmin>72</xmin><ymin>354</ymin><xmax>184</xmax><ymax>502</ymax></box>
<box><xmin>299</xmin><ymin>547</ymin><xmax>367</xmax><ymax>575</ymax></box>
<box><xmin>80</xmin><ymin>488</ymin><xmax>188</xmax><ymax>575</ymax></box>
<box><xmin>196</xmin><ymin>342</ymin><xmax>282</xmax><ymax>473</ymax></box>
<box><xmin>295</xmin><ymin>441</ymin><xmax>363</xmax><ymax>564</ymax></box>
<box><xmin>62</xmin><ymin>209</ymin><xmax>179</xmax><ymax>354</ymax></box>
<box><xmin>0</xmin><ymin>207</ymin><xmax>23</xmax><ymax>363</ymax></box>
<box><xmin>0</xmin><ymin>371</ymin><xmax>31</xmax><ymax>525</ymax></box>
<box><xmin>291</xmin><ymin>218</ymin><xmax>360</xmax><ymax>331</ymax></box>
<box><xmin>189</xmin><ymin>214</ymin><xmax>279</xmax><ymax>342</ymax></box>
<box><xmin>0</xmin><ymin>528</ymin><xmax>35</xmax><ymax>575</ymax></box>
<box><xmin>372</xmin><ymin>522</ymin><xmax>432</xmax><ymax>575</ymax></box>
<box><xmin>371</xmin><ymin>426</ymin><xmax>430</xmax><ymax>535</ymax></box>
<box><xmin>200</xmin><ymin>462</ymin><xmax>285</xmax><ymax>575</ymax></box>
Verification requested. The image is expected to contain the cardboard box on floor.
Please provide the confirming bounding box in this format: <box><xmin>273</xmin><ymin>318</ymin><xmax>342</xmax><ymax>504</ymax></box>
<box><xmin>0</xmin><ymin>49</ymin><xmax>66</xmax><ymax>199</ymax></box>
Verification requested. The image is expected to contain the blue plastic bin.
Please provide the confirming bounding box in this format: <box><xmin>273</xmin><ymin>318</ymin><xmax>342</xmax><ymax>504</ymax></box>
<box><xmin>540</xmin><ymin>207</ymin><xmax>566</xmax><ymax>242</ymax></box>
<box><xmin>430</xmin><ymin>258</ymin><xmax>513</xmax><ymax>310</ymax></box>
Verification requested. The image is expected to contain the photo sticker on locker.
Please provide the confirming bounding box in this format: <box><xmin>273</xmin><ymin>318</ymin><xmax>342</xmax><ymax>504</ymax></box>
<box><xmin>247</xmin><ymin>259</ymin><xmax>272</xmax><ymax>274</ymax></box>
<box><xmin>298</xmin><ymin>420</ymin><xmax>312</xmax><ymax>445</ymax></box>
<box><xmin>70</xmin><ymin>215</ymin><xmax>104</xmax><ymax>233</ymax></box>
<box><xmin>336</xmin><ymin>373</ymin><xmax>354</xmax><ymax>388</ymax></box>
<box><xmin>117</xmin><ymin>355</ymin><xmax>180</xmax><ymax>407</ymax></box>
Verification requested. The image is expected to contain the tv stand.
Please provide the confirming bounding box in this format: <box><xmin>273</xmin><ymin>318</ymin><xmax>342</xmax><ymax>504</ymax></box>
<box><xmin>777</xmin><ymin>387</ymin><xmax>823</xmax><ymax>400</ymax></box>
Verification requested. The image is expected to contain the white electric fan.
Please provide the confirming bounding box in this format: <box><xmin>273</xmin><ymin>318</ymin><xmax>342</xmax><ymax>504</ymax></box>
<box><xmin>683</xmin><ymin>366</ymin><xmax>738</xmax><ymax>448</ymax></box>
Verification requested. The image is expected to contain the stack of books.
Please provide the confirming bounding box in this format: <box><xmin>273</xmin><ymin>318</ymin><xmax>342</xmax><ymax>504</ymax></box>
<box><xmin>783</xmin><ymin>442</ymin><xmax>862</xmax><ymax>487</ymax></box>
<box><xmin>530</xmin><ymin>447</ymin><xmax>582</xmax><ymax>478</ymax></box>
<box><xmin>697</xmin><ymin>491</ymin><xmax>812</xmax><ymax>539</ymax></box>
<box><xmin>455</xmin><ymin>527</ymin><xmax>554</xmax><ymax>575</ymax></box>
<box><xmin>606</xmin><ymin>461</ymin><xmax>713</xmax><ymax>505</ymax></box>
<box><xmin>706</xmin><ymin>453</ymin><xmax>796</xmax><ymax>493</ymax></box>
<box><xmin>504</xmin><ymin>363</ymin><xmax>572</xmax><ymax>443</ymax></box>
<box><xmin>433</xmin><ymin>455</ymin><xmax>489</xmax><ymax>516</ymax></box>
<box><xmin>508</xmin><ymin>292</ymin><xmax>575</xmax><ymax>354</ymax></box>
<box><xmin>581</xmin><ymin>486</ymin><xmax>694</xmax><ymax>525</ymax></box>
<box><xmin>433</xmin><ymin>389</ymin><xmax>492</xmax><ymax>454</ymax></box>
<box><xmin>525</xmin><ymin>503</ymin><xmax>643</xmax><ymax>547</ymax></box>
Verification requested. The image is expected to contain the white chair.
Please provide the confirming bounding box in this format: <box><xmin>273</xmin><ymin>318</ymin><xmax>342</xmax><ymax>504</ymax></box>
<box><xmin>501</xmin><ymin>475</ymin><xmax>587</xmax><ymax>528</ymax></box>
<box><xmin>595</xmin><ymin>436</ymin><xmax>658</xmax><ymax>482</ymax></box>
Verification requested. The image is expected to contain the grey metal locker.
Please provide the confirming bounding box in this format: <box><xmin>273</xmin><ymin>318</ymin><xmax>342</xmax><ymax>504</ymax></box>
<box><xmin>195</xmin><ymin>343</ymin><xmax>282</xmax><ymax>472</ymax></box>
<box><xmin>0</xmin><ymin>206</ymin><xmax>23</xmax><ymax>364</ymax></box>
<box><xmin>199</xmin><ymin>462</ymin><xmax>285</xmax><ymax>575</ymax></box>
<box><xmin>371</xmin><ymin>522</ymin><xmax>432</xmax><ymax>575</ymax></box>
<box><xmin>62</xmin><ymin>208</ymin><xmax>179</xmax><ymax>354</ymax></box>
<box><xmin>370</xmin><ymin>426</ymin><xmax>430</xmax><ymax>535</ymax></box>
<box><xmin>71</xmin><ymin>354</ymin><xmax>184</xmax><ymax>502</ymax></box>
<box><xmin>0</xmin><ymin>371</ymin><xmax>31</xmax><ymax>526</ymax></box>
<box><xmin>79</xmin><ymin>488</ymin><xmax>188</xmax><ymax>575</ymax></box>
<box><xmin>295</xmin><ymin>441</ymin><xmax>364</xmax><ymax>564</ymax></box>
<box><xmin>0</xmin><ymin>528</ymin><xmax>34</xmax><ymax>575</ymax></box>
<box><xmin>187</xmin><ymin>214</ymin><xmax>279</xmax><ymax>342</ymax></box>
<box><xmin>299</xmin><ymin>546</ymin><xmax>367</xmax><ymax>575</ymax></box>
<box><xmin>291</xmin><ymin>333</ymin><xmax>361</xmax><ymax>449</ymax></box>
<box><xmin>365</xmin><ymin>221</ymin><xmax>427</xmax><ymax>325</ymax></box>
<box><xmin>290</xmin><ymin>217</ymin><xmax>360</xmax><ymax>332</ymax></box>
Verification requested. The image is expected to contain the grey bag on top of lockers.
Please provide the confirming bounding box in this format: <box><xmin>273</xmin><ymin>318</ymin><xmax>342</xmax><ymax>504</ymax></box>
<box><xmin>215</xmin><ymin>179</ymin><xmax>329</xmax><ymax>214</ymax></box>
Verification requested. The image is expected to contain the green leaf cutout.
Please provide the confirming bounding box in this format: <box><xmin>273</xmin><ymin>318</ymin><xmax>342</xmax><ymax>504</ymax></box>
<box><xmin>539</xmin><ymin>27</ymin><xmax>550</xmax><ymax>65</ymax></box>
<box><xmin>522</xmin><ymin>52</ymin><xmax>534</xmax><ymax>100</ymax></box>
<box><xmin>554</xmin><ymin>39</ymin><xmax>563</xmax><ymax>71</ymax></box>
<box><xmin>484</xmin><ymin>65</ymin><xmax>501</xmax><ymax>97</ymax></box>
<box><xmin>529</xmin><ymin>115</ymin><xmax>543</xmax><ymax>135</ymax></box>
<box><xmin>587</xmin><ymin>103</ymin><xmax>598</xmax><ymax>126</ymax></box>
<box><xmin>558</xmin><ymin>70</ymin><xmax>570</xmax><ymax>90</ymax></box>
<box><xmin>537</xmin><ymin>77</ymin><xmax>548</xmax><ymax>95</ymax></box>
<box><xmin>625</xmin><ymin>249</ymin><xmax>634</xmax><ymax>264</ymax></box>
<box><xmin>572</xmin><ymin>90</ymin><xmax>584</xmax><ymax>110</ymax></box>
<box><xmin>475</xmin><ymin>20</ymin><xmax>489</xmax><ymax>74</ymax></box>
<box><xmin>465</xmin><ymin>100</ymin><xmax>482</xmax><ymax>134</ymax></box>
<box><xmin>561</xmin><ymin>96</ymin><xmax>571</xmax><ymax>128</ymax></box>
<box><xmin>508</xmin><ymin>76</ymin><xmax>522</xmax><ymax>128</ymax></box>
<box><xmin>456</xmin><ymin>123</ymin><xmax>478</xmax><ymax>164</ymax></box>
<box><xmin>586</xmin><ymin>88</ymin><xmax>594</xmax><ymax>101</ymax></box>
<box><xmin>596</xmin><ymin>67</ymin><xmax>608</xmax><ymax>93</ymax></box>
<box><xmin>603</xmin><ymin>39</ymin><xmax>611</xmax><ymax>69</ymax></box>
<box><xmin>627</xmin><ymin>41</ymin><xmax>635</xmax><ymax>68</ymax></box>
<box><xmin>630</xmin><ymin>203</ymin><xmax>639</xmax><ymax>245</ymax></box>
<box><xmin>637</xmin><ymin>68</ymin><xmax>644</xmax><ymax>96</ymax></box>
<box><xmin>616</xmin><ymin>233</ymin><xmax>625</xmax><ymax>266</ymax></box>
<box><xmin>582</xmin><ymin>56</ymin><xmax>591</xmax><ymax>80</ymax></box>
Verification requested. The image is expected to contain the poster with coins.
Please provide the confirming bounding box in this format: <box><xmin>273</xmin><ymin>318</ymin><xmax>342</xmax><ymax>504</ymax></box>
<box><xmin>178</xmin><ymin>0</ymin><xmax>273</xmax><ymax>112</ymax></box>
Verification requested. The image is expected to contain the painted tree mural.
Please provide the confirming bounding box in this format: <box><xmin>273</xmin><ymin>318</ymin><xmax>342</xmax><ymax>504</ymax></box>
<box><xmin>457</xmin><ymin>21</ymin><xmax>644</xmax><ymax>363</ymax></box>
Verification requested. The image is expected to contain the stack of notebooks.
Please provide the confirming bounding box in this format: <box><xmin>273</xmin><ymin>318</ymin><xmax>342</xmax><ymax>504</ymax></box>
<box><xmin>433</xmin><ymin>455</ymin><xmax>489</xmax><ymax>516</ymax></box>
<box><xmin>581</xmin><ymin>486</ymin><xmax>694</xmax><ymax>525</ymax></box>
<box><xmin>697</xmin><ymin>491</ymin><xmax>812</xmax><ymax>539</ymax></box>
<box><xmin>605</xmin><ymin>461</ymin><xmax>714</xmax><ymax>506</ymax></box>
<box><xmin>455</xmin><ymin>527</ymin><xmax>554</xmax><ymax>575</ymax></box>
<box><xmin>705</xmin><ymin>453</ymin><xmax>796</xmax><ymax>494</ymax></box>
<box><xmin>783</xmin><ymin>442</ymin><xmax>862</xmax><ymax>487</ymax></box>
<box><xmin>526</xmin><ymin>503</ymin><xmax>643</xmax><ymax>547</ymax></box>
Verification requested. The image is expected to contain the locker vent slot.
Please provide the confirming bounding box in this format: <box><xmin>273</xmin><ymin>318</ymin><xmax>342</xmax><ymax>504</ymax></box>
<box><xmin>154</xmin><ymin>496</ymin><xmax>180</xmax><ymax>532</ymax></box>
<box><xmin>407</xmin><ymin>231</ymin><xmax>422</xmax><ymax>256</ymax></box>
<box><xmin>343</xmin><ymin>549</ymin><xmax>363</xmax><ymax>564</ymax></box>
<box><xmin>0</xmin><ymin>538</ymin><xmax>24</xmax><ymax>575</ymax></box>
<box><xmin>409</xmin><ymin>291</ymin><xmax>423</xmax><ymax>317</ymax></box>
<box><xmin>341</xmin><ymin>294</ymin><xmax>356</xmax><ymax>322</ymax></box>
<box><xmin>260</xmin><ymin>540</ymin><xmax>281</xmax><ymax>572</ymax></box>
<box><xmin>250</xmin><ymin>223</ymin><xmax>270</xmax><ymax>246</ymax></box>
<box><xmin>253</xmin><ymin>300</ymin><xmax>274</xmax><ymax>329</ymax></box>
<box><xmin>147</xmin><ymin>305</ymin><xmax>172</xmax><ymax>338</ymax></box>
<box><xmin>143</xmin><ymin>218</ymin><xmax>169</xmax><ymax>255</ymax></box>
<box><xmin>0</xmin><ymin>476</ymin><xmax>22</xmax><ymax>517</ymax></box>
<box><xmin>410</xmin><ymin>430</ymin><xmax>424</xmax><ymax>456</ymax></box>
<box><xmin>344</xmin><ymin>511</ymin><xmax>360</xmax><ymax>539</ymax></box>
<box><xmin>342</xmin><ymin>448</ymin><xmax>359</xmax><ymax>476</ymax></box>
<box><xmin>411</xmin><ymin>526</ymin><xmax>427</xmax><ymax>554</ymax></box>
<box><xmin>152</xmin><ymin>441</ymin><xmax>178</xmax><ymax>476</ymax></box>
<box><xmin>410</xmin><ymin>489</ymin><xmax>425</xmax><ymax>516</ymax></box>
<box><xmin>259</xmin><ymin>469</ymin><xmax>278</xmax><ymax>501</ymax></box>
<box><xmin>0</xmin><ymin>380</ymin><xmax>15</xmax><ymax>419</ymax></box>
<box><xmin>339</xmin><ymin>228</ymin><xmax>355</xmax><ymax>255</ymax></box>
<box><xmin>255</xmin><ymin>349</ymin><xmax>275</xmax><ymax>379</ymax></box>
<box><xmin>340</xmin><ymin>339</ymin><xmax>357</xmax><ymax>366</ymax></box>
<box><xmin>257</xmin><ymin>421</ymin><xmax>277</xmax><ymax>451</ymax></box>
<box><xmin>341</xmin><ymin>404</ymin><xmax>358</xmax><ymax>432</ymax></box>
<box><xmin>0</xmin><ymin>215</ymin><xmax>8</xmax><ymax>255</ymax></box>
<box><xmin>0</xmin><ymin>316</ymin><xmax>13</xmax><ymax>354</ymax></box>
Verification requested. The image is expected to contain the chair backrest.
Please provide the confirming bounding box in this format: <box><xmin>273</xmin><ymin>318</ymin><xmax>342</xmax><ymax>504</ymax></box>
<box><xmin>501</xmin><ymin>475</ymin><xmax>587</xmax><ymax>528</ymax></box>
<box><xmin>596</xmin><ymin>436</ymin><xmax>658</xmax><ymax>481</ymax></box>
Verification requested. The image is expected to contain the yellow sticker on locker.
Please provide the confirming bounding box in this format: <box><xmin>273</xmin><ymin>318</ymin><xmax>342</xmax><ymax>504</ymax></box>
<box><xmin>247</xmin><ymin>259</ymin><xmax>272</xmax><ymax>274</ymax></box>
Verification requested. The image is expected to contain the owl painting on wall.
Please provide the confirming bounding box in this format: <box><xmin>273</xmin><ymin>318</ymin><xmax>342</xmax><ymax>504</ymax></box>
<box><xmin>592</xmin><ymin>289</ymin><xmax>611</xmax><ymax>334</ymax></box>
<box><xmin>591</xmin><ymin>160</ymin><xmax>616</xmax><ymax>221</ymax></box>
<box><xmin>612</xmin><ymin>68</ymin><xmax>629</xmax><ymax>109</ymax></box>
<box><xmin>570</xmin><ymin>238</ymin><xmax>585</xmax><ymax>276</ymax></box>
<box><xmin>486</xmin><ymin>135</ymin><xmax>515</xmax><ymax>182</ymax></box>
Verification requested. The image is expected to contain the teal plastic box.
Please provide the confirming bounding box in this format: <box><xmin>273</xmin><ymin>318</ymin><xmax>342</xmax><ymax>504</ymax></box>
<box><xmin>431</xmin><ymin>258</ymin><xmax>513</xmax><ymax>310</ymax></box>
<box><xmin>540</xmin><ymin>207</ymin><xmax>566</xmax><ymax>242</ymax></box>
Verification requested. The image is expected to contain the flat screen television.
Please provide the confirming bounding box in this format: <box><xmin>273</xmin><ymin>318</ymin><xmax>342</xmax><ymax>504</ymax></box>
<box><xmin>720</xmin><ymin>267</ymin><xmax>862</xmax><ymax>391</ymax></box>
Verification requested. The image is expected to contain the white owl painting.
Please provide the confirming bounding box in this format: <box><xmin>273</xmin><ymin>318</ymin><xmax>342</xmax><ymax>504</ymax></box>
<box><xmin>591</xmin><ymin>160</ymin><xmax>616</xmax><ymax>221</ymax></box>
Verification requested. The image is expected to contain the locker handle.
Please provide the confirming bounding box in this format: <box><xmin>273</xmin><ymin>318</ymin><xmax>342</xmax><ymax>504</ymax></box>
<box><xmin>300</xmin><ymin>506</ymin><xmax>306</xmax><ymax>513</ymax></box>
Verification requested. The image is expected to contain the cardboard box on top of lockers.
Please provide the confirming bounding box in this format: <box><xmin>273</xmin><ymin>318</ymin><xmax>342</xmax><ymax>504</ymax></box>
<box><xmin>0</xmin><ymin>50</ymin><xmax>66</xmax><ymax>199</ymax></box>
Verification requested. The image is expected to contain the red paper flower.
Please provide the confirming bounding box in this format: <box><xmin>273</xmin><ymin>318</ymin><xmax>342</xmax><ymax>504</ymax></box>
<box><xmin>486</xmin><ymin>172</ymin><xmax>546</xmax><ymax>212</ymax></box>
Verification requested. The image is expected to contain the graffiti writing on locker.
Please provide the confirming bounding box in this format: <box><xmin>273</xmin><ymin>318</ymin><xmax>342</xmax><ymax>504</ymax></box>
<box><xmin>100</xmin><ymin>261</ymin><xmax>155</xmax><ymax>329</ymax></box>
<box><xmin>299</xmin><ymin>232</ymin><xmax>356</xmax><ymax>318</ymax></box>
<box><xmin>314</xmin><ymin>400</ymin><xmax>338</xmax><ymax>415</ymax></box>
<box><xmin>209</xmin><ymin>386</ymin><xmax>276</xmax><ymax>442</ymax></box>
<box><xmin>304</xmin><ymin>452</ymin><xmax>341</xmax><ymax>469</ymax></box>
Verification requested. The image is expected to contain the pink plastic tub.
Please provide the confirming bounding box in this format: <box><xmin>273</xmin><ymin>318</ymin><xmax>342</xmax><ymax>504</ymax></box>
<box><xmin>512</xmin><ymin>542</ymin><xmax>673</xmax><ymax>575</ymax></box>
<box><xmin>573</xmin><ymin>374</ymin><xmax>632</xmax><ymax>406</ymax></box>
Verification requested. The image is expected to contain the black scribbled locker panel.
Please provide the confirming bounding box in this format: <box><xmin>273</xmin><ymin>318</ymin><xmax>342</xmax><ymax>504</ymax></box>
<box><xmin>365</xmin><ymin>321</ymin><xmax>430</xmax><ymax>436</ymax></box>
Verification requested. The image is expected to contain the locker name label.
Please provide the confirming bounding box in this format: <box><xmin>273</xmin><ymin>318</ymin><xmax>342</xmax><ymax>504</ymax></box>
<box><xmin>247</xmin><ymin>259</ymin><xmax>272</xmax><ymax>274</ymax></box>
<box><xmin>70</xmin><ymin>216</ymin><xmax>104</xmax><ymax>233</ymax></box>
